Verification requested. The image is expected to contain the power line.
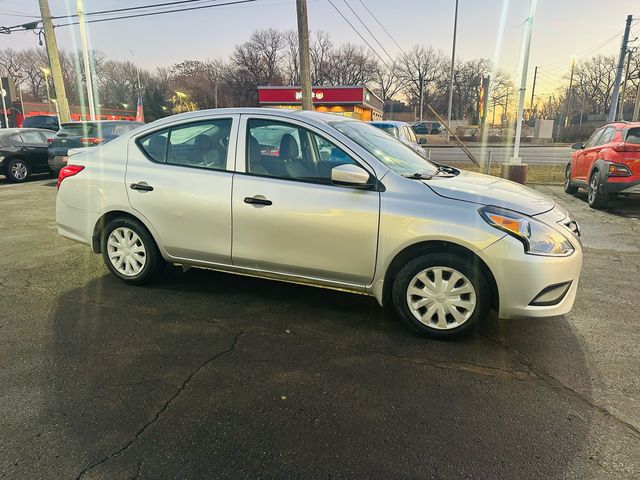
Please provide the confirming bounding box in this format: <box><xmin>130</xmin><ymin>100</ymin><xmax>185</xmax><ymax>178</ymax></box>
<box><xmin>50</xmin><ymin>0</ymin><xmax>218</xmax><ymax>20</ymax></box>
<box><xmin>53</xmin><ymin>0</ymin><xmax>258</xmax><ymax>27</ymax></box>
<box><xmin>356</xmin><ymin>0</ymin><xmax>406</xmax><ymax>56</ymax></box>
<box><xmin>325</xmin><ymin>0</ymin><xmax>391</xmax><ymax>69</ymax></box>
<box><xmin>340</xmin><ymin>0</ymin><xmax>395</xmax><ymax>63</ymax></box>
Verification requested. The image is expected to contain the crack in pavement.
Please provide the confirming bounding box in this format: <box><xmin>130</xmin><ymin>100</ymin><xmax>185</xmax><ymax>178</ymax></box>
<box><xmin>478</xmin><ymin>332</ymin><xmax>640</xmax><ymax>440</ymax></box>
<box><xmin>73</xmin><ymin>329</ymin><xmax>245</xmax><ymax>480</ymax></box>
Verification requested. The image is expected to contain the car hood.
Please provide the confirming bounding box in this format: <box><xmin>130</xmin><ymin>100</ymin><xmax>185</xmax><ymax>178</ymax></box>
<box><xmin>423</xmin><ymin>170</ymin><xmax>555</xmax><ymax>215</ymax></box>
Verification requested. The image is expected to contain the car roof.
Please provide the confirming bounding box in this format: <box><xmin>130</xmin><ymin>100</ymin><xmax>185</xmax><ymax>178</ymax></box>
<box><xmin>369</xmin><ymin>121</ymin><xmax>408</xmax><ymax>127</ymax></box>
<box><xmin>138</xmin><ymin>108</ymin><xmax>359</xmax><ymax>131</ymax></box>
<box><xmin>606</xmin><ymin>121</ymin><xmax>640</xmax><ymax>129</ymax></box>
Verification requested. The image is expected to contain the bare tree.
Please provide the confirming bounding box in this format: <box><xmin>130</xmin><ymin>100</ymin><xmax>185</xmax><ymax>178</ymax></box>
<box><xmin>372</xmin><ymin>61</ymin><xmax>405</xmax><ymax>102</ymax></box>
<box><xmin>398</xmin><ymin>45</ymin><xmax>446</xmax><ymax>113</ymax></box>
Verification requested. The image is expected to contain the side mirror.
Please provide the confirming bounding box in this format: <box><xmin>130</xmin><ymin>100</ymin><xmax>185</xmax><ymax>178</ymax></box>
<box><xmin>571</xmin><ymin>142</ymin><xmax>584</xmax><ymax>150</ymax></box>
<box><xmin>418</xmin><ymin>137</ymin><xmax>427</xmax><ymax>145</ymax></box>
<box><xmin>331</xmin><ymin>163</ymin><xmax>372</xmax><ymax>188</ymax></box>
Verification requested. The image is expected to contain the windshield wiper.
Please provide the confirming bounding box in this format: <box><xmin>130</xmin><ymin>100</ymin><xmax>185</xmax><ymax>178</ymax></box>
<box><xmin>404</xmin><ymin>172</ymin><xmax>434</xmax><ymax>180</ymax></box>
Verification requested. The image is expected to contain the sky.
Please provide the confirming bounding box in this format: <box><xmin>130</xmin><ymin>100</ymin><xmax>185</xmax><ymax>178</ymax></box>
<box><xmin>1</xmin><ymin>0</ymin><xmax>639</xmax><ymax>97</ymax></box>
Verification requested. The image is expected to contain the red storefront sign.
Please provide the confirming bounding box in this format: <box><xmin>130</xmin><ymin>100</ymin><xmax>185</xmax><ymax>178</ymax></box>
<box><xmin>258</xmin><ymin>87</ymin><xmax>365</xmax><ymax>105</ymax></box>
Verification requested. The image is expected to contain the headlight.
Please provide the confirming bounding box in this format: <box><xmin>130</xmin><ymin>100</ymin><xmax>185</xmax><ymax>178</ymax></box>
<box><xmin>479</xmin><ymin>206</ymin><xmax>575</xmax><ymax>256</ymax></box>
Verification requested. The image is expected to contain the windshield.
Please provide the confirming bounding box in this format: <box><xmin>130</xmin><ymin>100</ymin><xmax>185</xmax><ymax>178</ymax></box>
<box><xmin>332</xmin><ymin>121</ymin><xmax>437</xmax><ymax>176</ymax></box>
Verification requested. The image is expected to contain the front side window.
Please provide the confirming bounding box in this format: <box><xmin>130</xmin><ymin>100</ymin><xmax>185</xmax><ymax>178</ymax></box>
<box><xmin>412</xmin><ymin>123</ymin><xmax>428</xmax><ymax>134</ymax></box>
<box><xmin>138</xmin><ymin>119</ymin><xmax>231</xmax><ymax>170</ymax></box>
<box><xmin>597</xmin><ymin>127</ymin><xmax>616</xmax><ymax>146</ymax></box>
<box><xmin>246</xmin><ymin>118</ymin><xmax>357</xmax><ymax>184</ymax></box>
<box><xmin>584</xmin><ymin>128</ymin><xmax>604</xmax><ymax>149</ymax></box>
<box><xmin>332</xmin><ymin>120</ymin><xmax>437</xmax><ymax>177</ymax></box>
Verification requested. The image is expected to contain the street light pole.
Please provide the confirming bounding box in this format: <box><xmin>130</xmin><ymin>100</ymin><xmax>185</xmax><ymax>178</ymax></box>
<box><xmin>77</xmin><ymin>0</ymin><xmax>97</xmax><ymax>120</ymax></box>
<box><xmin>296</xmin><ymin>0</ymin><xmax>313</xmax><ymax>111</ymax></box>
<box><xmin>446</xmin><ymin>0</ymin><xmax>459</xmax><ymax>142</ymax></box>
<box><xmin>503</xmin><ymin>0</ymin><xmax>537</xmax><ymax>184</ymax></box>
<box><xmin>1</xmin><ymin>86</ymin><xmax>8</xmax><ymax>128</ymax></box>
<box><xmin>41</xmin><ymin>68</ymin><xmax>52</xmax><ymax>112</ymax></box>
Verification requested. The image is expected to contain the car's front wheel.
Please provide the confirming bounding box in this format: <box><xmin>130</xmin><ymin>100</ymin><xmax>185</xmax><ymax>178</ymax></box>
<box><xmin>587</xmin><ymin>170</ymin><xmax>608</xmax><ymax>209</ymax></box>
<box><xmin>564</xmin><ymin>163</ymin><xmax>578</xmax><ymax>194</ymax></box>
<box><xmin>5</xmin><ymin>158</ymin><xmax>30</xmax><ymax>183</ymax></box>
<box><xmin>101</xmin><ymin>217</ymin><xmax>165</xmax><ymax>285</ymax></box>
<box><xmin>392</xmin><ymin>252</ymin><xmax>491</xmax><ymax>339</ymax></box>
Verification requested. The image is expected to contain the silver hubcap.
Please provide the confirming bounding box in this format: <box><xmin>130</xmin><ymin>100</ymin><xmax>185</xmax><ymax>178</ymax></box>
<box><xmin>107</xmin><ymin>227</ymin><xmax>146</xmax><ymax>276</ymax></box>
<box><xmin>588</xmin><ymin>176</ymin><xmax>597</xmax><ymax>202</ymax></box>
<box><xmin>11</xmin><ymin>161</ymin><xmax>28</xmax><ymax>180</ymax></box>
<box><xmin>406</xmin><ymin>266</ymin><xmax>477</xmax><ymax>330</ymax></box>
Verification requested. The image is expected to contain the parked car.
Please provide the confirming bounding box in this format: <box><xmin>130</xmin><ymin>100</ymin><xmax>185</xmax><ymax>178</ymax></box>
<box><xmin>23</xmin><ymin>115</ymin><xmax>59</xmax><ymax>132</ymax></box>
<box><xmin>0</xmin><ymin>128</ymin><xmax>56</xmax><ymax>182</ymax></box>
<box><xmin>564</xmin><ymin>121</ymin><xmax>640</xmax><ymax>208</ymax></box>
<box><xmin>369</xmin><ymin>120</ymin><xmax>427</xmax><ymax>157</ymax></box>
<box><xmin>412</xmin><ymin>121</ymin><xmax>444</xmax><ymax>136</ymax></box>
<box><xmin>48</xmin><ymin>120</ymin><xmax>144</xmax><ymax>174</ymax></box>
<box><xmin>56</xmin><ymin>109</ymin><xmax>583</xmax><ymax>339</ymax></box>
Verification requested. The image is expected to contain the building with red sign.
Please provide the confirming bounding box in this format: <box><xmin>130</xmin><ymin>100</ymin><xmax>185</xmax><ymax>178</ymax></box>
<box><xmin>258</xmin><ymin>85</ymin><xmax>383</xmax><ymax>121</ymax></box>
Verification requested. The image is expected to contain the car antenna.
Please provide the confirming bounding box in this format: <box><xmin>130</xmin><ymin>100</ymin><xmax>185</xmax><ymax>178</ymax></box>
<box><xmin>426</xmin><ymin>104</ymin><xmax>480</xmax><ymax>167</ymax></box>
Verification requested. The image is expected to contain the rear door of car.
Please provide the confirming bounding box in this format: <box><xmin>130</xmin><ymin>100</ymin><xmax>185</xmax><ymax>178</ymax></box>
<box><xmin>231</xmin><ymin>114</ymin><xmax>380</xmax><ymax>286</ymax></box>
<box><xmin>126</xmin><ymin>114</ymin><xmax>239</xmax><ymax>264</ymax></box>
<box><xmin>16</xmin><ymin>130</ymin><xmax>49</xmax><ymax>170</ymax></box>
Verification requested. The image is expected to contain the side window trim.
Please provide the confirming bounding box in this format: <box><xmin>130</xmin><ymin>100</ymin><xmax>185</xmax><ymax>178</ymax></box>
<box><xmin>237</xmin><ymin>114</ymin><xmax>376</xmax><ymax>178</ymax></box>
<box><xmin>134</xmin><ymin>115</ymin><xmax>238</xmax><ymax>171</ymax></box>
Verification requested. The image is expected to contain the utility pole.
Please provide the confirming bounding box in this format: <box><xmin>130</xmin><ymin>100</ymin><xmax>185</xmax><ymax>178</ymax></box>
<box><xmin>296</xmin><ymin>0</ymin><xmax>313</xmax><ymax>111</ymax></box>
<box><xmin>607</xmin><ymin>14</ymin><xmax>633</xmax><ymax>123</ymax></box>
<box><xmin>38</xmin><ymin>0</ymin><xmax>71</xmax><ymax>123</ymax></box>
<box><xmin>529</xmin><ymin>66</ymin><xmax>538</xmax><ymax>120</ymax></box>
<box><xmin>77</xmin><ymin>0</ymin><xmax>96</xmax><ymax>120</ymax></box>
<box><xmin>1</xmin><ymin>83</ymin><xmax>8</xmax><ymax>128</ymax></box>
<box><xmin>503</xmin><ymin>0</ymin><xmax>537</xmax><ymax>184</ymax></box>
<box><xmin>564</xmin><ymin>58</ymin><xmax>575</xmax><ymax>126</ymax></box>
<box><xmin>418</xmin><ymin>73</ymin><xmax>424</xmax><ymax>121</ymax></box>
<box><xmin>445</xmin><ymin>0</ymin><xmax>459</xmax><ymax>142</ymax></box>
<box><xmin>618</xmin><ymin>48</ymin><xmax>633</xmax><ymax>120</ymax></box>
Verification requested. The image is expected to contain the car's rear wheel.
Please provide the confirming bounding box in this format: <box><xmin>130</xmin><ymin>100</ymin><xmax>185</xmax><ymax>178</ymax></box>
<box><xmin>5</xmin><ymin>158</ymin><xmax>30</xmax><ymax>183</ymax></box>
<box><xmin>587</xmin><ymin>170</ymin><xmax>608</xmax><ymax>209</ymax></box>
<box><xmin>101</xmin><ymin>217</ymin><xmax>164</xmax><ymax>285</ymax></box>
<box><xmin>564</xmin><ymin>163</ymin><xmax>578</xmax><ymax>194</ymax></box>
<box><xmin>392</xmin><ymin>252</ymin><xmax>491</xmax><ymax>339</ymax></box>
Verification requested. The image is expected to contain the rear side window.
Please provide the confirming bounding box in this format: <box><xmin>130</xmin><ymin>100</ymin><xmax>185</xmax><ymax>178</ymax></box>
<box><xmin>138</xmin><ymin>118</ymin><xmax>232</xmax><ymax>171</ymax></box>
<box><xmin>139</xmin><ymin>128</ymin><xmax>169</xmax><ymax>163</ymax></box>
<box><xmin>625</xmin><ymin>128</ymin><xmax>640</xmax><ymax>144</ymax></box>
<box><xmin>18</xmin><ymin>131</ymin><xmax>45</xmax><ymax>143</ymax></box>
<box><xmin>412</xmin><ymin>124</ymin><xmax>428</xmax><ymax>134</ymax></box>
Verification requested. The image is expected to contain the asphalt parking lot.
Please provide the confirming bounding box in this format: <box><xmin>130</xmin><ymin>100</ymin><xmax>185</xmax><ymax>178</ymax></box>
<box><xmin>1</xmin><ymin>175</ymin><xmax>639</xmax><ymax>479</ymax></box>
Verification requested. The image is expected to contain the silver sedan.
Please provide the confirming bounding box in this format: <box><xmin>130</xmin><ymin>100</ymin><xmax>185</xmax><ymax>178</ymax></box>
<box><xmin>55</xmin><ymin>108</ymin><xmax>583</xmax><ymax>338</ymax></box>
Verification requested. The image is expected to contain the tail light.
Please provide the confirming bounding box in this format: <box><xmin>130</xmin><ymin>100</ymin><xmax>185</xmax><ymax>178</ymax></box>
<box><xmin>612</xmin><ymin>143</ymin><xmax>640</xmax><ymax>153</ymax></box>
<box><xmin>47</xmin><ymin>138</ymin><xmax>54</xmax><ymax>144</ymax></box>
<box><xmin>79</xmin><ymin>137</ymin><xmax>104</xmax><ymax>145</ymax></box>
<box><xmin>607</xmin><ymin>163</ymin><xmax>632</xmax><ymax>176</ymax></box>
<box><xmin>57</xmin><ymin>165</ymin><xmax>84</xmax><ymax>190</ymax></box>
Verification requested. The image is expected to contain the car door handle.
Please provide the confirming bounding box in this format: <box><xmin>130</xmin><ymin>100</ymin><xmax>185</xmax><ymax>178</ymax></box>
<box><xmin>130</xmin><ymin>182</ymin><xmax>154</xmax><ymax>192</ymax></box>
<box><xmin>244</xmin><ymin>196</ymin><xmax>272</xmax><ymax>206</ymax></box>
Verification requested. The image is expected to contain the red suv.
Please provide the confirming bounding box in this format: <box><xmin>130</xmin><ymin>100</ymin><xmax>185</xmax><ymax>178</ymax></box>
<box><xmin>564</xmin><ymin>122</ymin><xmax>640</xmax><ymax>208</ymax></box>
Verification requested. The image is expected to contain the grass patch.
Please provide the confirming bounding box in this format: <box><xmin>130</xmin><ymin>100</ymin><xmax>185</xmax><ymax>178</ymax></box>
<box><xmin>445</xmin><ymin>162</ymin><xmax>565</xmax><ymax>185</ymax></box>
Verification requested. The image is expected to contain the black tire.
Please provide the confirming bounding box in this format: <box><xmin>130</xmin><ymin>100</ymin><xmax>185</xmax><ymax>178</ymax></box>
<box><xmin>101</xmin><ymin>217</ymin><xmax>165</xmax><ymax>285</ymax></box>
<box><xmin>392</xmin><ymin>252</ymin><xmax>491</xmax><ymax>339</ymax></box>
<box><xmin>5</xmin><ymin>158</ymin><xmax>30</xmax><ymax>183</ymax></box>
<box><xmin>587</xmin><ymin>170</ymin><xmax>608</xmax><ymax>209</ymax></box>
<box><xmin>564</xmin><ymin>163</ymin><xmax>578</xmax><ymax>194</ymax></box>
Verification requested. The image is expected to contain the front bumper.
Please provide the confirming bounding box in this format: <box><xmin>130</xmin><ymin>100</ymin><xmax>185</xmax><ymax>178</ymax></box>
<box><xmin>48</xmin><ymin>155</ymin><xmax>68</xmax><ymax>173</ymax></box>
<box><xmin>481</xmin><ymin>234</ymin><xmax>583</xmax><ymax>319</ymax></box>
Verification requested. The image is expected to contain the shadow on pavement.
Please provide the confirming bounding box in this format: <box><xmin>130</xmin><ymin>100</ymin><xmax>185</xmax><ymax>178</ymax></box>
<box><xmin>44</xmin><ymin>267</ymin><xmax>596</xmax><ymax>479</ymax></box>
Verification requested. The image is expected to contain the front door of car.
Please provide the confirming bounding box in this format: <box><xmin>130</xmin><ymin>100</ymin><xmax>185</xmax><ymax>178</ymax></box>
<box><xmin>231</xmin><ymin>116</ymin><xmax>380</xmax><ymax>287</ymax></box>
<box><xmin>126</xmin><ymin>115</ymin><xmax>239</xmax><ymax>264</ymax></box>
<box><xmin>574</xmin><ymin>128</ymin><xmax>603</xmax><ymax>181</ymax></box>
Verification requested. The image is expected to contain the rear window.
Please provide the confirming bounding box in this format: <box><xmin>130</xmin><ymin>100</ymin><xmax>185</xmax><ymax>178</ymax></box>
<box><xmin>625</xmin><ymin>128</ymin><xmax>640</xmax><ymax>144</ymax></box>
<box><xmin>59</xmin><ymin>123</ymin><xmax>105</xmax><ymax>137</ymax></box>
